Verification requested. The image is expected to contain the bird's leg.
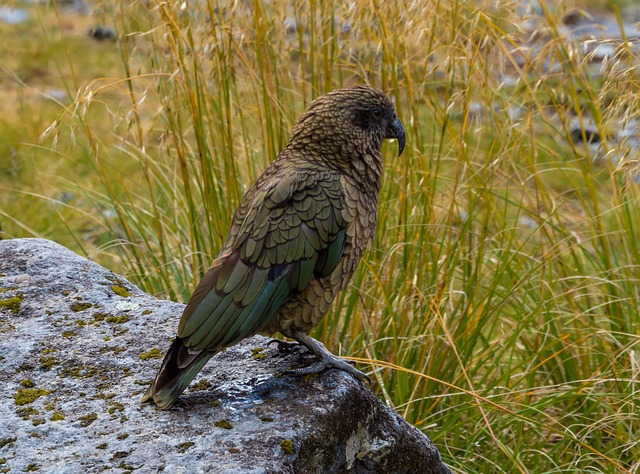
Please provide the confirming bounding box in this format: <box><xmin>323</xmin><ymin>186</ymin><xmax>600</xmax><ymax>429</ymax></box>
<box><xmin>284</xmin><ymin>331</ymin><xmax>370</xmax><ymax>383</ymax></box>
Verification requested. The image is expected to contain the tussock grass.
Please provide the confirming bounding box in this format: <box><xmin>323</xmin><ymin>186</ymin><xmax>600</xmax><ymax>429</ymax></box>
<box><xmin>3</xmin><ymin>0</ymin><xmax>640</xmax><ymax>471</ymax></box>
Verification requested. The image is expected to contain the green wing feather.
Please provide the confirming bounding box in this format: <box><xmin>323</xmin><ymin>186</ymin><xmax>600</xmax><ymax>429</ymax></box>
<box><xmin>177</xmin><ymin>166</ymin><xmax>347</xmax><ymax>352</ymax></box>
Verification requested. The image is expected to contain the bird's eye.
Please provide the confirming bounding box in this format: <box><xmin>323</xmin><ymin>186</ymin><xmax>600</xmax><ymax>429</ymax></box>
<box><xmin>372</xmin><ymin>107</ymin><xmax>382</xmax><ymax>118</ymax></box>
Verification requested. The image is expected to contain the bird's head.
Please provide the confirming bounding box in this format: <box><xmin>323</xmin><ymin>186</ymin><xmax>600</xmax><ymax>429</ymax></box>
<box><xmin>287</xmin><ymin>85</ymin><xmax>405</xmax><ymax>162</ymax></box>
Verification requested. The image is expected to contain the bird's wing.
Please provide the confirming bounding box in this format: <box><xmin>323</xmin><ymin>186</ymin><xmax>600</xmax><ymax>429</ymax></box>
<box><xmin>177</xmin><ymin>166</ymin><xmax>347</xmax><ymax>351</ymax></box>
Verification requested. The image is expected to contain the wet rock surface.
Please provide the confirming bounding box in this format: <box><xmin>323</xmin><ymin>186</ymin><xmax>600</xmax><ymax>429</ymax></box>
<box><xmin>0</xmin><ymin>238</ymin><xmax>450</xmax><ymax>474</ymax></box>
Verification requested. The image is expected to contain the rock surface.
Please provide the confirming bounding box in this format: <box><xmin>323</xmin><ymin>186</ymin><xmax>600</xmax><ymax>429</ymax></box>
<box><xmin>0</xmin><ymin>238</ymin><xmax>450</xmax><ymax>474</ymax></box>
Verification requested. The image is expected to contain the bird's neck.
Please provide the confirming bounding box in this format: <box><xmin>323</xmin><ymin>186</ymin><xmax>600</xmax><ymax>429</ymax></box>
<box><xmin>350</xmin><ymin>150</ymin><xmax>383</xmax><ymax>193</ymax></box>
<box><xmin>278</xmin><ymin>142</ymin><xmax>383</xmax><ymax>192</ymax></box>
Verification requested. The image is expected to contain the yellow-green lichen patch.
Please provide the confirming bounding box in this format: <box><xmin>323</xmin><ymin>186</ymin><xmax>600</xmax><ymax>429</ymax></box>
<box><xmin>177</xmin><ymin>441</ymin><xmax>194</xmax><ymax>453</ymax></box>
<box><xmin>70</xmin><ymin>302</ymin><xmax>94</xmax><ymax>312</ymax></box>
<box><xmin>117</xmin><ymin>461</ymin><xmax>135</xmax><ymax>471</ymax></box>
<box><xmin>214</xmin><ymin>420</ymin><xmax>233</xmax><ymax>429</ymax></box>
<box><xmin>209</xmin><ymin>400</ymin><xmax>220</xmax><ymax>407</ymax></box>
<box><xmin>141</xmin><ymin>309</ymin><xmax>152</xmax><ymax>315</ymax></box>
<box><xmin>92</xmin><ymin>312</ymin><xmax>109</xmax><ymax>323</ymax></box>
<box><xmin>14</xmin><ymin>388</ymin><xmax>51</xmax><ymax>406</ymax></box>
<box><xmin>0</xmin><ymin>459</ymin><xmax>5</xmax><ymax>465</ymax></box>
<box><xmin>60</xmin><ymin>364</ymin><xmax>99</xmax><ymax>379</ymax></box>
<box><xmin>50</xmin><ymin>411</ymin><xmax>64</xmax><ymax>421</ymax></box>
<box><xmin>39</xmin><ymin>355</ymin><xmax>57</xmax><ymax>370</ymax></box>
<box><xmin>24</xmin><ymin>463</ymin><xmax>40</xmax><ymax>472</ymax></box>
<box><xmin>279</xmin><ymin>439</ymin><xmax>294</xmax><ymax>455</ymax></box>
<box><xmin>99</xmin><ymin>346</ymin><xmax>126</xmax><ymax>355</ymax></box>
<box><xmin>139</xmin><ymin>348</ymin><xmax>162</xmax><ymax>360</ymax></box>
<box><xmin>251</xmin><ymin>347</ymin><xmax>268</xmax><ymax>360</ymax></box>
<box><xmin>260</xmin><ymin>417</ymin><xmax>274</xmax><ymax>422</ymax></box>
<box><xmin>111</xmin><ymin>283</ymin><xmax>130</xmax><ymax>298</ymax></box>
<box><xmin>0</xmin><ymin>294</ymin><xmax>23</xmax><ymax>313</ymax></box>
<box><xmin>79</xmin><ymin>413</ymin><xmax>98</xmax><ymax>427</ymax></box>
<box><xmin>20</xmin><ymin>379</ymin><xmax>34</xmax><ymax>388</ymax></box>
<box><xmin>116</xmin><ymin>433</ymin><xmax>129</xmax><ymax>440</ymax></box>
<box><xmin>17</xmin><ymin>407</ymin><xmax>38</xmax><ymax>420</ymax></box>
<box><xmin>32</xmin><ymin>418</ymin><xmax>45</xmax><ymax>426</ymax></box>
<box><xmin>0</xmin><ymin>438</ymin><xmax>16</xmax><ymax>449</ymax></box>
<box><xmin>108</xmin><ymin>402</ymin><xmax>125</xmax><ymax>414</ymax></box>
<box><xmin>112</xmin><ymin>328</ymin><xmax>129</xmax><ymax>337</ymax></box>
<box><xmin>189</xmin><ymin>379</ymin><xmax>212</xmax><ymax>392</ymax></box>
<box><xmin>0</xmin><ymin>322</ymin><xmax>15</xmax><ymax>333</ymax></box>
<box><xmin>106</xmin><ymin>315</ymin><xmax>129</xmax><ymax>324</ymax></box>
<box><xmin>96</xmin><ymin>442</ymin><xmax>108</xmax><ymax>450</ymax></box>
<box><xmin>95</xmin><ymin>392</ymin><xmax>116</xmax><ymax>400</ymax></box>
<box><xmin>62</xmin><ymin>330</ymin><xmax>77</xmax><ymax>338</ymax></box>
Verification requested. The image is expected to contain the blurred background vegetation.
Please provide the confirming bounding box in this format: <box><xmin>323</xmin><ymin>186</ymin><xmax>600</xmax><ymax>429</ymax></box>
<box><xmin>1</xmin><ymin>0</ymin><xmax>639</xmax><ymax>471</ymax></box>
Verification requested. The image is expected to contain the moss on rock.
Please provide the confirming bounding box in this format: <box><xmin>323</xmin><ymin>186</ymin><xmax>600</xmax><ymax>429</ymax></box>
<box><xmin>279</xmin><ymin>439</ymin><xmax>294</xmax><ymax>455</ymax></box>
<box><xmin>214</xmin><ymin>420</ymin><xmax>233</xmax><ymax>430</ymax></box>
<box><xmin>0</xmin><ymin>294</ymin><xmax>23</xmax><ymax>313</ymax></box>
<box><xmin>50</xmin><ymin>412</ymin><xmax>65</xmax><ymax>421</ymax></box>
<box><xmin>14</xmin><ymin>388</ymin><xmax>50</xmax><ymax>406</ymax></box>
<box><xmin>79</xmin><ymin>413</ymin><xmax>98</xmax><ymax>427</ymax></box>
<box><xmin>70</xmin><ymin>302</ymin><xmax>94</xmax><ymax>312</ymax></box>
<box><xmin>139</xmin><ymin>348</ymin><xmax>162</xmax><ymax>360</ymax></box>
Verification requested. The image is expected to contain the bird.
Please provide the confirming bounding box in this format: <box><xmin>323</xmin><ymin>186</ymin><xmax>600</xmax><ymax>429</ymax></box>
<box><xmin>141</xmin><ymin>85</ymin><xmax>405</xmax><ymax>409</ymax></box>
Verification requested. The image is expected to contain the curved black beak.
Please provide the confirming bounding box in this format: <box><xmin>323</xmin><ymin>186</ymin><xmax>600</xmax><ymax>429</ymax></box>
<box><xmin>386</xmin><ymin>116</ymin><xmax>405</xmax><ymax>156</ymax></box>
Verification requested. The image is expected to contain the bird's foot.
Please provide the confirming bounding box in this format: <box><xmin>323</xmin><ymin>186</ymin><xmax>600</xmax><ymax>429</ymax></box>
<box><xmin>267</xmin><ymin>339</ymin><xmax>308</xmax><ymax>356</ymax></box>
<box><xmin>285</xmin><ymin>354</ymin><xmax>370</xmax><ymax>383</ymax></box>
<box><xmin>283</xmin><ymin>331</ymin><xmax>370</xmax><ymax>383</ymax></box>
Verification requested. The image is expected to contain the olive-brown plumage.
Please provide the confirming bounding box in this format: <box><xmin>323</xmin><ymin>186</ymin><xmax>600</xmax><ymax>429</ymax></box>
<box><xmin>141</xmin><ymin>85</ymin><xmax>405</xmax><ymax>409</ymax></box>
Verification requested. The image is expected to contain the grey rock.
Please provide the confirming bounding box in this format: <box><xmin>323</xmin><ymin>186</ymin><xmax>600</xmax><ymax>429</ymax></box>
<box><xmin>88</xmin><ymin>26</ymin><xmax>117</xmax><ymax>41</ymax></box>
<box><xmin>0</xmin><ymin>7</ymin><xmax>29</xmax><ymax>24</ymax></box>
<box><xmin>0</xmin><ymin>238</ymin><xmax>450</xmax><ymax>474</ymax></box>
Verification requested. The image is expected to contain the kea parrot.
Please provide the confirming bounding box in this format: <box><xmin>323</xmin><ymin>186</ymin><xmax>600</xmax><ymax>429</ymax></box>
<box><xmin>141</xmin><ymin>85</ymin><xmax>405</xmax><ymax>409</ymax></box>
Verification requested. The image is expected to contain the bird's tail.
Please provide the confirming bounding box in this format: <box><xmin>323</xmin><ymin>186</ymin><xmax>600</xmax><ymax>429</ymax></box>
<box><xmin>140</xmin><ymin>338</ymin><xmax>214</xmax><ymax>409</ymax></box>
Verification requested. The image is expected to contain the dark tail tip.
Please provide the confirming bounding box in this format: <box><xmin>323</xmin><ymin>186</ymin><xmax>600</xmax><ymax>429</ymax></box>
<box><xmin>140</xmin><ymin>338</ymin><xmax>213</xmax><ymax>409</ymax></box>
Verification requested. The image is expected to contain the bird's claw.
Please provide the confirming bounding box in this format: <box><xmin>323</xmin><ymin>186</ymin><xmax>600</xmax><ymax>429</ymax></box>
<box><xmin>267</xmin><ymin>339</ymin><xmax>308</xmax><ymax>356</ymax></box>
<box><xmin>285</xmin><ymin>355</ymin><xmax>370</xmax><ymax>384</ymax></box>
